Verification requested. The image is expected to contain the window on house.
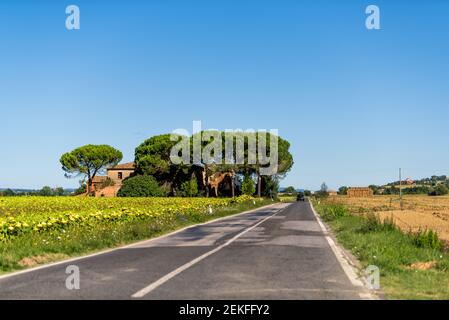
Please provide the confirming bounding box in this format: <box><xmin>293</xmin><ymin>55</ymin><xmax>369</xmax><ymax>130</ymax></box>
<box><xmin>118</xmin><ymin>172</ymin><xmax>123</xmax><ymax>180</ymax></box>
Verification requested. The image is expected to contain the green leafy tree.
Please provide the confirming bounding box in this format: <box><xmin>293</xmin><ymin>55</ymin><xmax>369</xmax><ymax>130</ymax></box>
<box><xmin>0</xmin><ymin>189</ymin><xmax>15</xmax><ymax>197</ymax></box>
<box><xmin>135</xmin><ymin>134</ymin><xmax>189</xmax><ymax>194</ymax></box>
<box><xmin>283</xmin><ymin>186</ymin><xmax>297</xmax><ymax>195</ymax></box>
<box><xmin>368</xmin><ymin>185</ymin><xmax>380</xmax><ymax>195</ymax></box>
<box><xmin>262</xmin><ymin>176</ymin><xmax>279</xmax><ymax>199</ymax></box>
<box><xmin>275</xmin><ymin>135</ymin><xmax>294</xmax><ymax>177</ymax></box>
<box><xmin>134</xmin><ymin>131</ymin><xmax>295</xmax><ymax>198</ymax></box>
<box><xmin>54</xmin><ymin>187</ymin><xmax>65</xmax><ymax>196</ymax></box>
<box><xmin>241</xmin><ymin>175</ymin><xmax>255</xmax><ymax>196</ymax></box>
<box><xmin>74</xmin><ymin>180</ymin><xmax>87</xmax><ymax>195</ymax></box>
<box><xmin>60</xmin><ymin>145</ymin><xmax>122</xmax><ymax>194</ymax></box>
<box><xmin>429</xmin><ymin>184</ymin><xmax>449</xmax><ymax>196</ymax></box>
<box><xmin>321</xmin><ymin>182</ymin><xmax>328</xmax><ymax>192</ymax></box>
<box><xmin>338</xmin><ymin>186</ymin><xmax>348</xmax><ymax>195</ymax></box>
<box><xmin>39</xmin><ymin>186</ymin><xmax>53</xmax><ymax>196</ymax></box>
<box><xmin>231</xmin><ymin>131</ymin><xmax>293</xmax><ymax>197</ymax></box>
<box><xmin>255</xmin><ymin>133</ymin><xmax>294</xmax><ymax>197</ymax></box>
<box><xmin>135</xmin><ymin>134</ymin><xmax>178</xmax><ymax>177</ymax></box>
<box><xmin>190</xmin><ymin>131</ymin><xmax>225</xmax><ymax>197</ymax></box>
<box><xmin>315</xmin><ymin>182</ymin><xmax>329</xmax><ymax>198</ymax></box>
<box><xmin>179</xmin><ymin>177</ymin><xmax>199</xmax><ymax>197</ymax></box>
<box><xmin>117</xmin><ymin>175</ymin><xmax>167</xmax><ymax>197</ymax></box>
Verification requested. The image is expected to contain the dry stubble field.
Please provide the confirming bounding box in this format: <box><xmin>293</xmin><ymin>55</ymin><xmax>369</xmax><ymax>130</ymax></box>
<box><xmin>327</xmin><ymin>195</ymin><xmax>449</xmax><ymax>242</ymax></box>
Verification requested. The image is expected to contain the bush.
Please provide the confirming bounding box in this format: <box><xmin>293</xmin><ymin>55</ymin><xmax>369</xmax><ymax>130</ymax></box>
<box><xmin>179</xmin><ymin>178</ymin><xmax>199</xmax><ymax>197</ymax></box>
<box><xmin>358</xmin><ymin>213</ymin><xmax>396</xmax><ymax>233</ymax></box>
<box><xmin>314</xmin><ymin>190</ymin><xmax>329</xmax><ymax>198</ymax></box>
<box><xmin>99</xmin><ymin>177</ymin><xmax>115</xmax><ymax>189</ymax></box>
<box><xmin>0</xmin><ymin>189</ymin><xmax>16</xmax><ymax>197</ymax></box>
<box><xmin>117</xmin><ymin>175</ymin><xmax>167</xmax><ymax>197</ymax></box>
<box><xmin>74</xmin><ymin>181</ymin><xmax>87</xmax><ymax>195</ymax></box>
<box><xmin>319</xmin><ymin>204</ymin><xmax>349</xmax><ymax>221</ymax></box>
<box><xmin>410</xmin><ymin>229</ymin><xmax>441</xmax><ymax>250</ymax></box>
<box><xmin>283</xmin><ymin>186</ymin><xmax>297</xmax><ymax>195</ymax></box>
<box><xmin>241</xmin><ymin>176</ymin><xmax>255</xmax><ymax>196</ymax></box>
<box><xmin>39</xmin><ymin>186</ymin><xmax>53</xmax><ymax>196</ymax></box>
<box><xmin>262</xmin><ymin>176</ymin><xmax>279</xmax><ymax>199</ymax></box>
<box><xmin>428</xmin><ymin>184</ymin><xmax>449</xmax><ymax>196</ymax></box>
<box><xmin>338</xmin><ymin>186</ymin><xmax>348</xmax><ymax>195</ymax></box>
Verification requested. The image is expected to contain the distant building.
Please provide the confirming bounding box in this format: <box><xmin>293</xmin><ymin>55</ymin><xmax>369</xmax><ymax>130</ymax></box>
<box><xmin>347</xmin><ymin>187</ymin><xmax>373</xmax><ymax>198</ymax></box>
<box><xmin>327</xmin><ymin>190</ymin><xmax>338</xmax><ymax>196</ymax></box>
<box><xmin>92</xmin><ymin>162</ymin><xmax>136</xmax><ymax>197</ymax></box>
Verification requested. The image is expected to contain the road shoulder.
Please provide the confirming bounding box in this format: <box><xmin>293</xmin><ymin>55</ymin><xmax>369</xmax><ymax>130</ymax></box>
<box><xmin>309</xmin><ymin>200</ymin><xmax>380</xmax><ymax>300</ymax></box>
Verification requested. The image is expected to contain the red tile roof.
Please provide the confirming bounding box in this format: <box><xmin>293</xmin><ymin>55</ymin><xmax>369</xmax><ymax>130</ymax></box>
<box><xmin>108</xmin><ymin>162</ymin><xmax>135</xmax><ymax>170</ymax></box>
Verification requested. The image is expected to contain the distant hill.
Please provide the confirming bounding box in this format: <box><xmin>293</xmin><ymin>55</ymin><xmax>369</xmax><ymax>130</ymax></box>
<box><xmin>0</xmin><ymin>188</ymin><xmax>38</xmax><ymax>193</ymax></box>
<box><xmin>384</xmin><ymin>175</ymin><xmax>448</xmax><ymax>187</ymax></box>
<box><xmin>0</xmin><ymin>188</ymin><xmax>76</xmax><ymax>195</ymax></box>
<box><xmin>367</xmin><ymin>175</ymin><xmax>449</xmax><ymax>195</ymax></box>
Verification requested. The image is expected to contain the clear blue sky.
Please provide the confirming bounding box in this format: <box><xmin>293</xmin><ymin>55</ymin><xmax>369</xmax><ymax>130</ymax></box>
<box><xmin>1</xmin><ymin>0</ymin><xmax>448</xmax><ymax>190</ymax></box>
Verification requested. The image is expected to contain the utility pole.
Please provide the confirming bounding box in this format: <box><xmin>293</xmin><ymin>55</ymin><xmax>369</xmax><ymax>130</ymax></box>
<box><xmin>399</xmin><ymin>168</ymin><xmax>403</xmax><ymax>210</ymax></box>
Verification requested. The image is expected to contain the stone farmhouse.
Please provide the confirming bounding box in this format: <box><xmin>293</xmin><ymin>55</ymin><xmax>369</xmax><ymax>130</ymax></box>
<box><xmin>90</xmin><ymin>162</ymin><xmax>237</xmax><ymax>198</ymax></box>
<box><xmin>92</xmin><ymin>162</ymin><xmax>136</xmax><ymax>197</ymax></box>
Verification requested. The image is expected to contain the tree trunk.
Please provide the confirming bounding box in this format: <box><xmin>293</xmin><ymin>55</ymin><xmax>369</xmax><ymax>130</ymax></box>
<box><xmin>171</xmin><ymin>182</ymin><xmax>176</xmax><ymax>196</ymax></box>
<box><xmin>205</xmin><ymin>176</ymin><xmax>210</xmax><ymax>197</ymax></box>
<box><xmin>231</xmin><ymin>172</ymin><xmax>235</xmax><ymax>198</ymax></box>
<box><xmin>87</xmin><ymin>177</ymin><xmax>93</xmax><ymax>195</ymax></box>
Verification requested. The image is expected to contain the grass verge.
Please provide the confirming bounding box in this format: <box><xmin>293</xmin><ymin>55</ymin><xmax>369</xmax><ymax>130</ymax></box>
<box><xmin>312</xmin><ymin>199</ymin><xmax>449</xmax><ymax>299</ymax></box>
<box><xmin>0</xmin><ymin>198</ymin><xmax>275</xmax><ymax>275</ymax></box>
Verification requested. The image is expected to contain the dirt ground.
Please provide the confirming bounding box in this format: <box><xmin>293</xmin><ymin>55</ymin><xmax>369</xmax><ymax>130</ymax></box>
<box><xmin>327</xmin><ymin>195</ymin><xmax>449</xmax><ymax>242</ymax></box>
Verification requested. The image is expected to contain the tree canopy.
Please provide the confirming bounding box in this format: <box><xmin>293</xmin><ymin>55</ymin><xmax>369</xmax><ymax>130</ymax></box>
<box><xmin>283</xmin><ymin>186</ymin><xmax>297</xmax><ymax>194</ymax></box>
<box><xmin>60</xmin><ymin>144</ymin><xmax>122</xmax><ymax>193</ymax></box>
<box><xmin>338</xmin><ymin>186</ymin><xmax>348</xmax><ymax>195</ymax></box>
<box><xmin>133</xmin><ymin>131</ymin><xmax>294</xmax><ymax>197</ymax></box>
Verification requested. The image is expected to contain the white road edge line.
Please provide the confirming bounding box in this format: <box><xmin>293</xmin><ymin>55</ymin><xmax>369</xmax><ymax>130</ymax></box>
<box><xmin>309</xmin><ymin>202</ymin><xmax>366</xmax><ymax>287</ymax></box>
<box><xmin>0</xmin><ymin>202</ymin><xmax>281</xmax><ymax>281</ymax></box>
<box><xmin>131</xmin><ymin>205</ymin><xmax>289</xmax><ymax>298</ymax></box>
<box><xmin>310</xmin><ymin>202</ymin><xmax>378</xmax><ymax>300</ymax></box>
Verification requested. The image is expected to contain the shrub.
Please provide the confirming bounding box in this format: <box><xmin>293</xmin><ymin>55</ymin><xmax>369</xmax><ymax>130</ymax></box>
<box><xmin>262</xmin><ymin>176</ymin><xmax>279</xmax><ymax>199</ymax></box>
<box><xmin>410</xmin><ymin>229</ymin><xmax>441</xmax><ymax>250</ymax></box>
<box><xmin>39</xmin><ymin>186</ymin><xmax>53</xmax><ymax>196</ymax></box>
<box><xmin>74</xmin><ymin>182</ymin><xmax>87</xmax><ymax>195</ymax></box>
<box><xmin>314</xmin><ymin>190</ymin><xmax>329</xmax><ymax>198</ymax></box>
<box><xmin>428</xmin><ymin>184</ymin><xmax>449</xmax><ymax>196</ymax></box>
<box><xmin>0</xmin><ymin>189</ymin><xmax>16</xmax><ymax>197</ymax></box>
<box><xmin>283</xmin><ymin>186</ymin><xmax>297</xmax><ymax>195</ymax></box>
<box><xmin>358</xmin><ymin>213</ymin><xmax>396</xmax><ymax>233</ymax></box>
<box><xmin>99</xmin><ymin>177</ymin><xmax>115</xmax><ymax>189</ymax></box>
<box><xmin>338</xmin><ymin>186</ymin><xmax>348</xmax><ymax>195</ymax></box>
<box><xmin>179</xmin><ymin>178</ymin><xmax>199</xmax><ymax>197</ymax></box>
<box><xmin>319</xmin><ymin>204</ymin><xmax>349</xmax><ymax>221</ymax></box>
<box><xmin>117</xmin><ymin>175</ymin><xmax>167</xmax><ymax>197</ymax></box>
<box><xmin>241</xmin><ymin>176</ymin><xmax>255</xmax><ymax>196</ymax></box>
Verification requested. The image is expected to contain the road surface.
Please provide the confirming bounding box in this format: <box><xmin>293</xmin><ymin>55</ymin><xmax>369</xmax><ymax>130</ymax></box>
<box><xmin>0</xmin><ymin>201</ymin><xmax>373</xmax><ymax>299</ymax></box>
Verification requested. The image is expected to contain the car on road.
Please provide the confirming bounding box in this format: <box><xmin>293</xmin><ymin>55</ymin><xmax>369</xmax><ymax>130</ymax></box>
<box><xmin>297</xmin><ymin>192</ymin><xmax>305</xmax><ymax>202</ymax></box>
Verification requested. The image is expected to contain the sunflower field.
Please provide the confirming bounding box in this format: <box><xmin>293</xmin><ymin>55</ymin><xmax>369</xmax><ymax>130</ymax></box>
<box><xmin>0</xmin><ymin>195</ymin><xmax>258</xmax><ymax>242</ymax></box>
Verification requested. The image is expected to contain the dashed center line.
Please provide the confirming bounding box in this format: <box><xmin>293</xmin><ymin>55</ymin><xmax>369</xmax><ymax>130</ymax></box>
<box><xmin>131</xmin><ymin>206</ymin><xmax>287</xmax><ymax>298</ymax></box>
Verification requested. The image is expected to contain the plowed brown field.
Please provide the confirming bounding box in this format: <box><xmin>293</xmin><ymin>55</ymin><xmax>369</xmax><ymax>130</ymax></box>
<box><xmin>327</xmin><ymin>195</ymin><xmax>449</xmax><ymax>242</ymax></box>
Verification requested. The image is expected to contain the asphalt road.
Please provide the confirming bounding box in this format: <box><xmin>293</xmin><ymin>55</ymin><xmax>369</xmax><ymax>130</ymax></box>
<box><xmin>0</xmin><ymin>201</ymin><xmax>372</xmax><ymax>299</ymax></box>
